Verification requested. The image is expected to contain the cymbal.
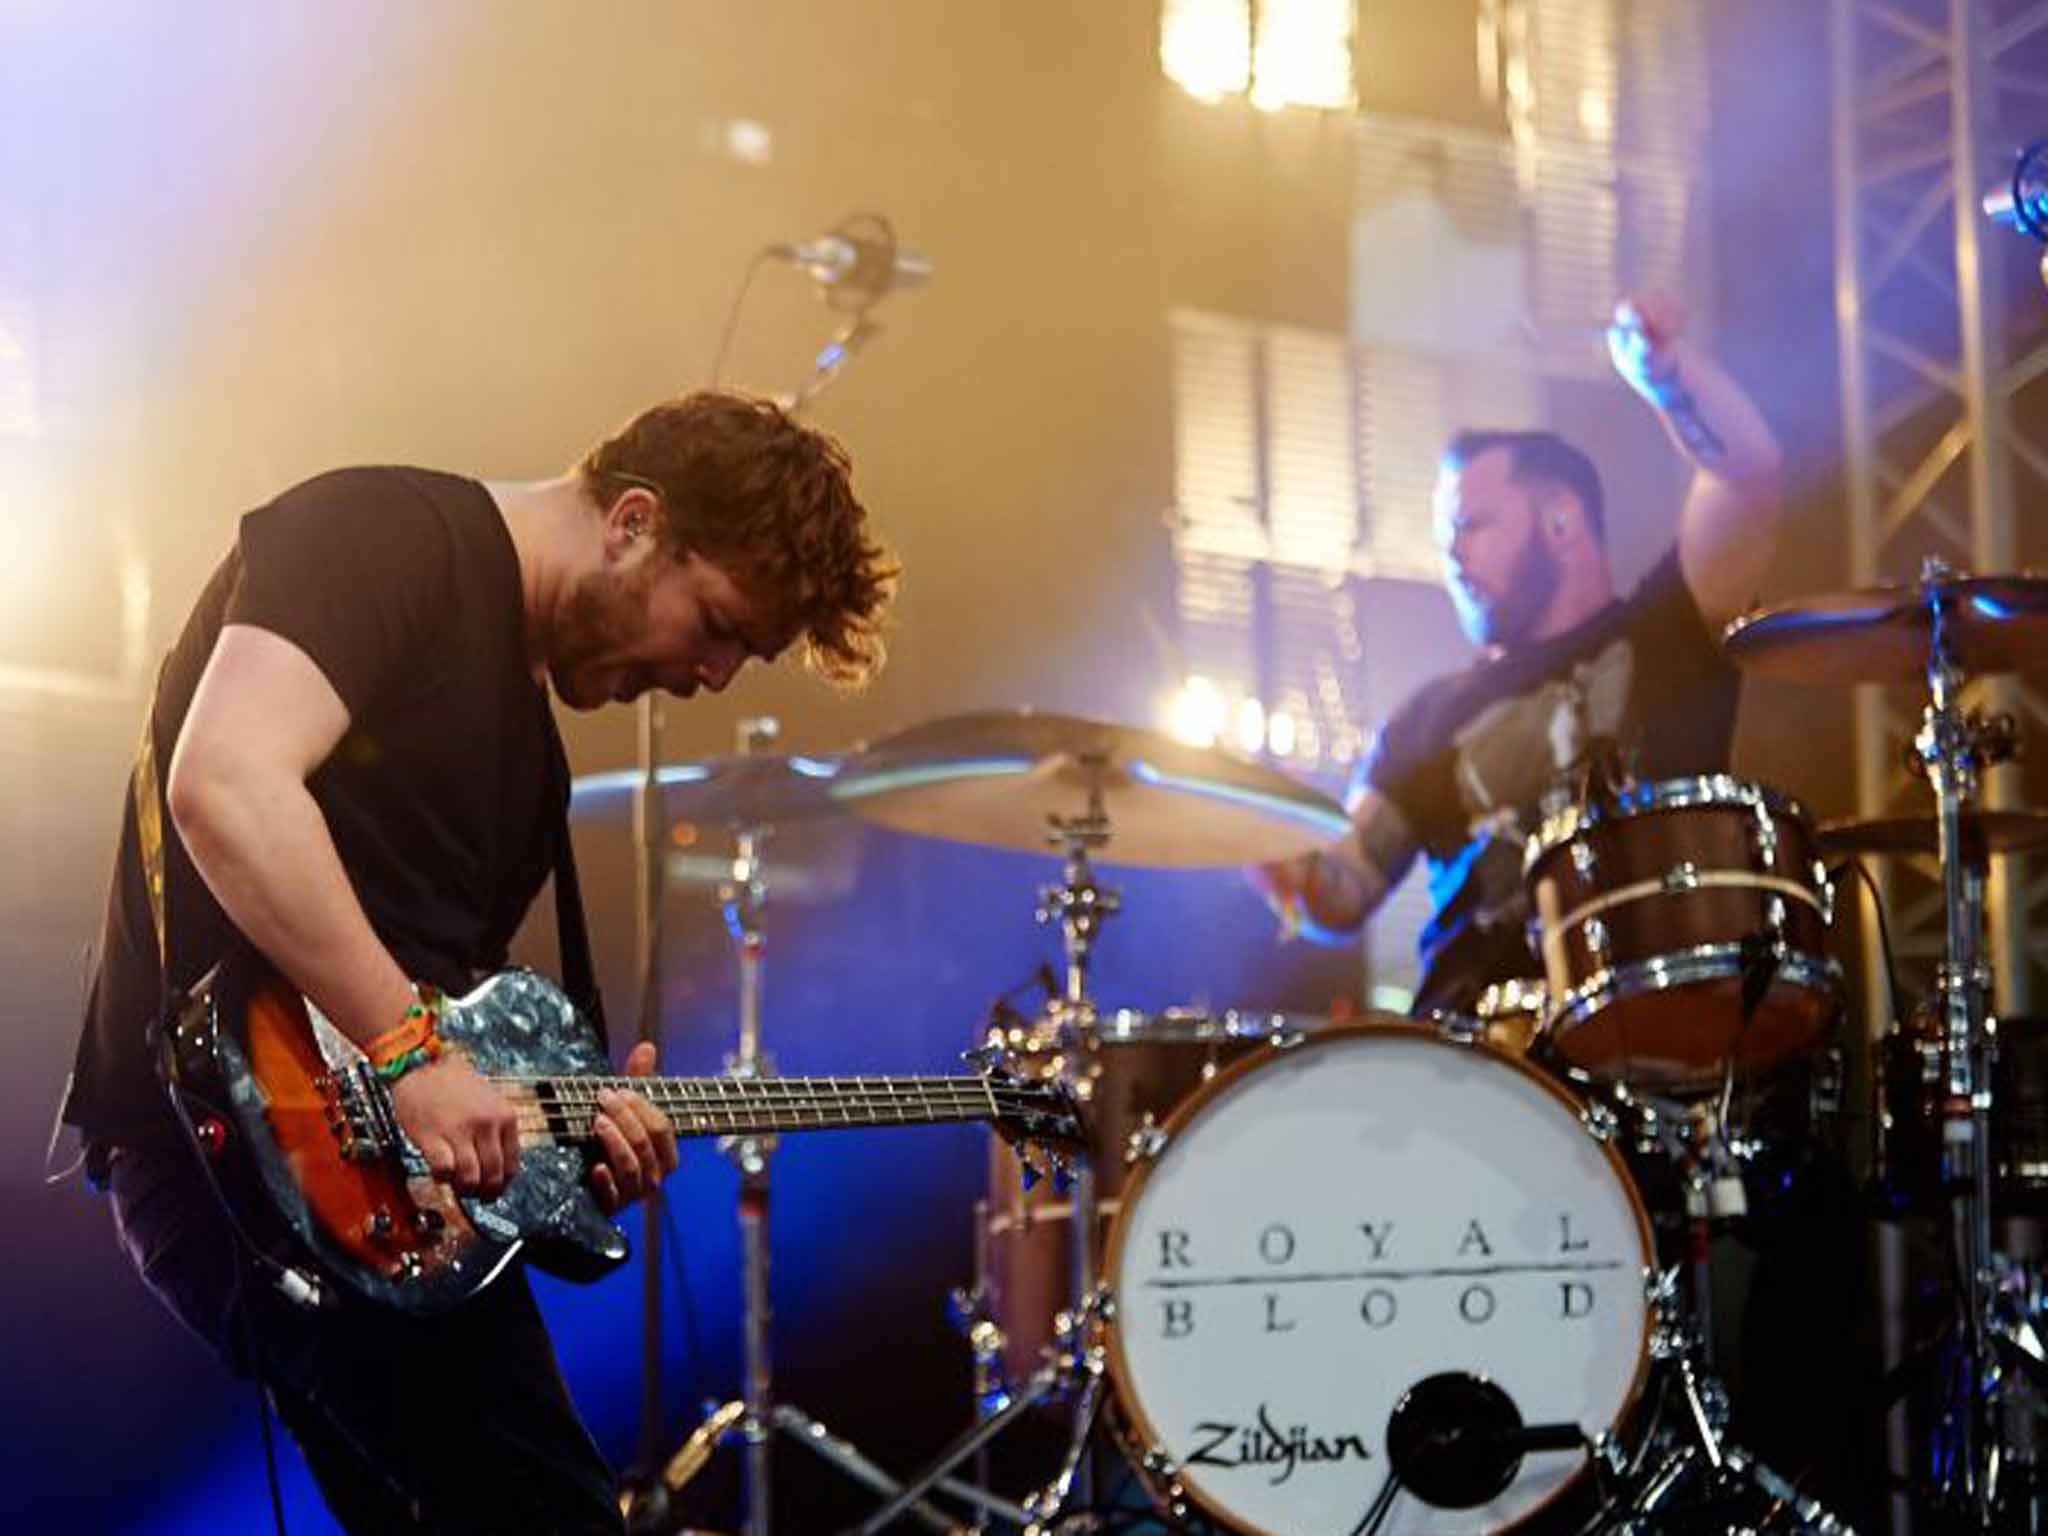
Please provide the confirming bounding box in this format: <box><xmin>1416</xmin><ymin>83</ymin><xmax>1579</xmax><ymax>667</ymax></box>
<box><xmin>831</xmin><ymin>709</ymin><xmax>1350</xmax><ymax>868</ymax></box>
<box><xmin>1818</xmin><ymin>809</ymin><xmax>2048</xmax><ymax>861</ymax></box>
<box><xmin>568</xmin><ymin>754</ymin><xmax>844</xmax><ymax>828</ymax></box>
<box><xmin>1724</xmin><ymin>574</ymin><xmax>2048</xmax><ymax>685</ymax></box>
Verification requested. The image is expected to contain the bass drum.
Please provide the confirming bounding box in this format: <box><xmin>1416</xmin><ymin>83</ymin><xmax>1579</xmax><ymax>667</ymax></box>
<box><xmin>1102</xmin><ymin>1022</ymin><xmax>1653</xmax><ymax>1535</ymax></box>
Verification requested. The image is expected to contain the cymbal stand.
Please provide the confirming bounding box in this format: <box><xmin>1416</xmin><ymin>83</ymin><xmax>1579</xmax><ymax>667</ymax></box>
<box><xmin>1911</xmin><ymin>560</ymin><xmax>2016</xmax><ymax>1524</ymax></box>
<box><xmin>1033</xmin><ymin>754</ymin><xmax>1121</xmax><ymax>1520</ymax></box>
<box><xmin>666</xmin><ymin>718</ymin><xmax>911</xmax><ymax>1536</ymax></box>
<box><xmin>1036</xmin><ymin>752</ymin><xmax>1121</xmax><ymax>1012</ymax></box>
<box><xmin>717</xmin><ymin>716</ymin><xmax>782</xmax><ymax>1536</ymax></box>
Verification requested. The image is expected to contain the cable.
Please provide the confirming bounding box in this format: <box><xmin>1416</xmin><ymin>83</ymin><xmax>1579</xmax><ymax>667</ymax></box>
<box><xmin>658</xmin><ymin>1192</ymin><xmax>705</xmax><ymax>1413</ymax></box>
<box><xmin>707</xmin><ymin>248</ymin><xmax>775</xmax><ymax>387</ymax></box>
<box><xmin>1836</xmin><ymin>858</ymin><xmax>1908</xmax><ymax>1031</ymax></box>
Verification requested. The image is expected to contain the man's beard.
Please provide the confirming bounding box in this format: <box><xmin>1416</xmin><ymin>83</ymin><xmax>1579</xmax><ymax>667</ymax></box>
<box><xmin>549</xmin><ymin>562</ymin><xmax>654</xmax><ymax>709</ymax></box>
<box><xmin>1452</xmin><ymin>527</ymin><xmax>1560</xmax><ymax>649</ymax></box>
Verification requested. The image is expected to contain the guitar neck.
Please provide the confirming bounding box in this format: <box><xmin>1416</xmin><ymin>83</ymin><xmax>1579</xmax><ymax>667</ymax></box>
<box><xmin>501</xmin><ymin>1072</ymin><xmax>1020</xmax><ymax>1144</ymax></box>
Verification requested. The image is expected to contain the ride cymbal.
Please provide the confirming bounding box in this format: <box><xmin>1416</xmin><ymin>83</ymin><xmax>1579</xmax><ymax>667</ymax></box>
<box><xmin>1818</xmin><ymin>809</ymin><xmax>2048</xmax><ymax>862</ymax></box>
<box><xmin>1724</xmin><ymin>573</ymin><xmax>2048</xmax><ymax>686</ymax></box>
<box><xmin>832</xmin><ymin>709</ymin><xmax>1349</xmax><ymax>868</ymax></box>
<box><xmin>568</xmin><ymin>753</ymin><xmax>844</xmax><ymax>829</ymax></box>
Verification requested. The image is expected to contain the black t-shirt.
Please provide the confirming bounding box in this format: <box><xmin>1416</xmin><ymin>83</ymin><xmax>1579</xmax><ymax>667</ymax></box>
<box><xmin>1357</xmin><ymin>549</ymin><xmax>1739</xmax><ymax>1014</ymax></box>
<box><xmin>66</xmin><ymin>467</ymin><xmax>569</xmax><ymax>1140</ymax></box>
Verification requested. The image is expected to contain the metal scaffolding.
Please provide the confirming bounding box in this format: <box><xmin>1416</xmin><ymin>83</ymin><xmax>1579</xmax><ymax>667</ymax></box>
<box><xmin>1831</xmin><ymin>1</ymin><xmax>2048</xmax><ymax>1527</ymax></box>
<box><xmin>1826</xmin><ymin>0</ymin><xmax>2048</xmax><ymax>999</ymax></box>
<box><xmin>1833</xmin><ymin>0</ymin><xmax>2048</xmax><ymax>1008</ymax></box>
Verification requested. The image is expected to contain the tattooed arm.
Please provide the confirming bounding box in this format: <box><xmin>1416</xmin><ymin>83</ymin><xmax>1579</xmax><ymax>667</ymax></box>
<box><xmin>1246</xmin><ymin>786</ymin><xmax>1422</xmax><ymax>944</ymax></box>
<box><xmin>1607</xmin><ymin>294</ymin><xmax>1785</xmax><ymax>630</ymax></box>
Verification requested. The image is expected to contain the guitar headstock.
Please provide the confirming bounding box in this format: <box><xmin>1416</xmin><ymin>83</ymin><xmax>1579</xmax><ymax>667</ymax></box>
<box><xmin>970</xmin><ymin>1052</ymin><xmax>1087</xmax><ymax>1185</ymax></box>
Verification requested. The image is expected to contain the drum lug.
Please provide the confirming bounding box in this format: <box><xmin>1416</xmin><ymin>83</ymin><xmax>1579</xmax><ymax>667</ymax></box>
<box><xmin>1661</xmin><ymin>861</ymin><xmax>1701</xmax><ymax>894</ymax></box>
<box><xmin>1581</xmin><ymin>1098</ymin><xmax>1621</xmax><ymax>1143</ymax></box>
<box><xmin>1765</xmin><ymin>894</ymin><xmax>1788</xmax><ymax>935</ymax></box>
<box><xmin>1125</xmin><ymin>1116</ymin><xmax>1169</xmax><ymax>1166</ymax></box>
<box><xmin>1815</xmin><ymin>860</ymin><xmax>1836</xmax><ymax>924</ymax></box>
<box><xmin>1751</xmin><ymin>805</ymin><xmax>1781</xmax><ymax>868</ymax></box>
<box><xmin>1570</xmin><ymin>837</ymin><xmax>1599</xmax><ymax>879</ymax></box>
<box><xmin>1582</xmin><ymin>915</ymin><xmax>1612</xmax><ymax>963</ymax></box>
<box><xmin>1137</xmin><ymin>1446</ymin><xmax>1194</xmax><ymax>1516</ymax></box>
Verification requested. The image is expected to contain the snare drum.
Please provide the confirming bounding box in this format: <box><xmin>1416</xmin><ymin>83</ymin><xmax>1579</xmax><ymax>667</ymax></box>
<box><xmin>1525</xmin><ymin>776</ymin><xmax>1841</xmax><ymax>1092</ymax></box>
<box><xmin>1103</xmin><ymin>1021</ymin><xmax>1653</xmax><ymax>1535</ymax></box>
<box><xmin>981</xmin><ymin>1007</ymin><xmax>1317</xmax><ymax>1384</ymax></box>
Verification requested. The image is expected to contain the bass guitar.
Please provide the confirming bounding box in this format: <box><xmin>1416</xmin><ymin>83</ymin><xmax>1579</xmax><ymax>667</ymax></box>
<box><xmin>158</xmin><ymin>948</ymin><xmax>1080</xmax><ymax>1315</ymax></box>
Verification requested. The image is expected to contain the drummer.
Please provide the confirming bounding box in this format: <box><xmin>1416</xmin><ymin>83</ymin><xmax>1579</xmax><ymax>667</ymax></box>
<box><xmin>1249</xmin><ymin>293</ymin><xmax>1785</xmax><ymax>1015</ymax></box>
<box><xmin>1250</xmin><ymin>297</ymin><xmax>1877</xmax><ymax>1520</ymax></box>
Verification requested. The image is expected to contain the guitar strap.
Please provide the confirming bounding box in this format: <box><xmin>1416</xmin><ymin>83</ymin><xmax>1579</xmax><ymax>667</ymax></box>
<box><xmin>133</xmin><ymin>711</ymin><xmax>169</xmax><ymax>974</ymax></box>
<box><xmin>550</xmin><ymin>805</ymin><xmax>608</xmax><ymax>1052</ymax></box>
<box><xmin>545</xmin><ymin>716</ymin><xmax>610</xmax><ymax>1052</ymax></box>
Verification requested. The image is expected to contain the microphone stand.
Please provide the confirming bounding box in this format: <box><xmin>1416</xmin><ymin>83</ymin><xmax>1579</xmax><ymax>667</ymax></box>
<box><xmin>625</xmin><ymin>232</ymin><xmax>911</xmax><ymax>1532</ymax></box>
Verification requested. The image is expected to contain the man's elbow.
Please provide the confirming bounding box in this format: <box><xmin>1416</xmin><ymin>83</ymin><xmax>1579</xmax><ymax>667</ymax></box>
<box><xmin>165</xmin><ymin>735</ymin><xmax>250</xmax><ymax>857</ymax></box>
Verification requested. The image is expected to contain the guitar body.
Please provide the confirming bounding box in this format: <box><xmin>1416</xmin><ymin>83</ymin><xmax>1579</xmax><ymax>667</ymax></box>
<box><xmin>158</xmin><ymin>948</ymin><xmax>1080</xmax><ymax>1317</ymax></box>
<box><xmin>160</xmin><ymin>949</ymin><xmax>629</xmax><ymax>1316</ymax></box>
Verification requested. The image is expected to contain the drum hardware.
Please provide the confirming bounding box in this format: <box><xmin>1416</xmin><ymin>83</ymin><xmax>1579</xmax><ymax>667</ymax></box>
<box><xmin>831</xmin><ymin>711</ymin><xmax>1369</xmax><ymax>1525</ymax></box>
<box><xmin>1124</xmin><ymin>1118</ymin><xmax>1169</xmax><ymax>1168</ymax></box>
<box><xmin>1356</xmin><ymin>1373</ymin><xmax>1590</xmax><ymax>1534</ymax></box>
<box><xmin>843</xmin><ymin>1291</ymin><xmax>1111</xmax><ymax>1536</ymax></box>
<box><xmin>1569</xmin><ymin>1267</ymin><xmax>1855</xmax><ymax>1535</ymax></box>
<box><xmin>592</xmin><ymin>724</ymin><xmax>942</xmax><ymax>1536</ymax></box>
<box><xmin>1728</xmin><ymin>561</ymin><xmax>2048</xmax><ymax>1528</ymax></box>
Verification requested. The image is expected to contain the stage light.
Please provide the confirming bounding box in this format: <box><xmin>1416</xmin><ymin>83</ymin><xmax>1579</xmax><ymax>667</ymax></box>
<box><xmin>1267</xmin><ymin>708</ymin><xmax>1297</xmax><ymax>758</ymax></box>
<box><xmin>1234</xmin><ymin>695</ymin><xmax>1266</xmax><ymax>754</ymax></box>
<box><xmin>1249</xmin><ymin>0</ymin><xmax>1355</xmax><ymax>113</ymax></box>
<box><xmin>1162</xmin><ymin>0</ymin><xmax>1355</xmax><ymax>113</ymax></box>
<box><xmin>1160</xmin><ymin>0</ymin><xmax>1251</xmax><ymax>103</ymax></box>
<box><xmin>723</xmin><ymin>118</ymin><xmax>773</xmax><ymax>166</ymax></box>
<box><xmin>1164</xmin><ymin>674</ymin><xmax>1229</xmax><ymax>748</ymax></box>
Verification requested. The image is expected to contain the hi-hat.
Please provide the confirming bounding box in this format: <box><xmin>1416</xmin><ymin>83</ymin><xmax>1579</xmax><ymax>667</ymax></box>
<box><xmin>569</xmin><ymin>754</ymin><xmax>844</xmax><ymax>829</ymax></box>
<box><xmin>1724</xmin><ymin>573</ymin><xmax>2048</xmax><ymax>685</ymax></box>
<box><xmin>1818</xmin><ymin>809</ymin><xmax>2048</xmax><ymax>862</ymax></box>
<box><xmin>831</xmin><ymin>709</ymin><xmax>1349</xmax><ymax>868</ymax></box>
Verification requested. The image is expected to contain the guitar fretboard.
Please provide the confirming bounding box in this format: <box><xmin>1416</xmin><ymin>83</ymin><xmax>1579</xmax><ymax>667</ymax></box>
<box><xmin>498</xmin><ymin>1073</ymin><xmax>1058</xmax><ymax>1144</ymax></box>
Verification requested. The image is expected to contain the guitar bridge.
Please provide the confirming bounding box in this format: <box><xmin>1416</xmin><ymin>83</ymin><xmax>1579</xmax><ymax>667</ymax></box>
<box><xmin>320</xmin><ymin>1066</ymin><xmax>398</xmax><ymax>1164</ymax></box>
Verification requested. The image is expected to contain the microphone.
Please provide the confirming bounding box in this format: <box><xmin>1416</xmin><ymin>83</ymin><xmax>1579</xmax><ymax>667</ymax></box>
<box><xmin>768</xmin><ymin>215</ymin><xmax>932</xmax><ymax>303</ymax></box>
<box><xmin>1982</xmin><ymin>139</ymin><xmax>2048</xmax><ymax>239</ymax></box>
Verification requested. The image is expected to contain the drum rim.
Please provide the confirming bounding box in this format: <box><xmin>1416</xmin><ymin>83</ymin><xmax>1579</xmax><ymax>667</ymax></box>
<box><xmin>1547</xmin><ymin>941</ymin><xmax>1842</xmax><ymax>1065</ymax></box>
<box><xmin>1090</xmin><ymin>1005</ymin><xmax>1337</xmax><ymax>1045</ymax></box>
<box><xmin>1526</xmin><ymin>773</ymin><xmax>1814</xmax><ymax>872</ymax></box>
<box><xmin>1098</xmin><ymin>1017</ymin><xmax>1657</xmax><ymax>1536</ymax></box>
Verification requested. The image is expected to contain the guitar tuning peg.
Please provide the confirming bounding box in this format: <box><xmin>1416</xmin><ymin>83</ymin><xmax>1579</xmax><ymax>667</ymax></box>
<box><xmin>1050</xmin><ymin>1156</ymin><xmax>1074</xmax><ymax>1195</ymax></box>
<box><xmin>1019</xmin><ymin>1156</ymin><xmax>1043</xmax><ymax>1192</ymax></box>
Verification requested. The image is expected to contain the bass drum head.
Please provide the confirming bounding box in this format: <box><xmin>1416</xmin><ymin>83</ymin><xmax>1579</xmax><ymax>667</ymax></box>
<box><xmin>1103</xmin><ymin>1023</ymin><xmax>1652</xmax><ymax>1536</ymax></box>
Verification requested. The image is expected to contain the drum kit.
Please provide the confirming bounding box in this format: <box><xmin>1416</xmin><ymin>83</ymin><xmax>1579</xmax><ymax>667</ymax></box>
<box><xmin>589</xmin><ymin>559</ymin><xmax>2048</xmax><ymax>1535</ymax></box>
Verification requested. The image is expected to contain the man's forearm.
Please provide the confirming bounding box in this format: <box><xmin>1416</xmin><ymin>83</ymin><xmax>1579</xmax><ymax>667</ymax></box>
<box><xmin>169</xmin><ymin>764</ymin><xmax>416</xmax><ymax>1047</ymax></box>
<box><xmin>1641</xmin><ymin>339</ymin><xmax>1783</xmax><ymax>490</ymax></box>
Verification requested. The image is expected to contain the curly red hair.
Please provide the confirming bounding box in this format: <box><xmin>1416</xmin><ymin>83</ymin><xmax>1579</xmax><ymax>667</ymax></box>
<box><xmin>579</xmin><ymin>391</ymin><xmax>898</xmax><ymax>686</ymax></box>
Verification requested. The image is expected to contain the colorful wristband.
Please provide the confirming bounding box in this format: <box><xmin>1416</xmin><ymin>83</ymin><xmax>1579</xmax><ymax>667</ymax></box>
<box><xmin>366</xmin><ymin>984</ymin><xmax>448</xmax><ymax>1077</ymax></box>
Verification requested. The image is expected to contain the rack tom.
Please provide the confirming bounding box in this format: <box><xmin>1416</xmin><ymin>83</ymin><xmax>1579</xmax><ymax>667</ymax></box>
<box><xmin>1525</xmin><ymin>776</ymin><xmax>1840</xmax><ymax>1092</ymax></box>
